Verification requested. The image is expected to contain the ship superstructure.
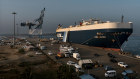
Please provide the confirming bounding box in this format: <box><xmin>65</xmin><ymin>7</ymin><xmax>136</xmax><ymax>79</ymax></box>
<box><xmin>56</xmin><ymin>18</ymin><xmax>133</xmax><ymax>48</ymax></box>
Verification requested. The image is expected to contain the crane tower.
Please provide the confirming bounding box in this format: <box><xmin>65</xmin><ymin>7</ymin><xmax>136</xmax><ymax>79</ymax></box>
<box><xmin>21</xmin><ymin>8</ymin><xmax>45</xmax><ymax>35</ymax></box>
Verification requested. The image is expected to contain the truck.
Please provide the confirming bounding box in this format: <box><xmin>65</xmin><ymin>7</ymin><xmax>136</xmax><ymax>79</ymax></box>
<box><xmin>74</xmin><ymin>64</ymin><xmax>84</xmax><ymax>72</ymax></box>
<box><xmin>73</xmin><ymin>53</ymin><xmax>81</xmax><ymax>60</ymax></box>
<box><xmin>64</xmin><ymin>52</ymin><xmax>70</xmax><ymax>58</ymax></box>
<box><xmin>78</xmin><ymin>59</ymin><xmax>93</xmax><ymax>69</ymax></box>
<box><xmin>59</xmin><ymin>45</ymin><xmax>75</xmax><ymax>54</ymax></box>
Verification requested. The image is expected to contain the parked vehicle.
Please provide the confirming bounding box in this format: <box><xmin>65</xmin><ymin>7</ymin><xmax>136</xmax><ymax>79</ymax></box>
<box><xmin>35</xmin><ymin>52</ymin><xmax>42</xmax><ymax>55</ymax></box>
<box><xmin>48</xmin><ymin>51</ymin><xmax>53</xmax><ymax>55</ymax></box>
<box><xmin>40</xmin><ymin>46</ymin><xmax>46</xmax><ymax>50</ymax></box>
<box><xmin>51</xmin><ymin>40</ymin><xmax>59</xmax><ymax>44</ymax></box>
<box><xmin>64</xmin><ymin>53</ymin><xmax>70</xmax><ymax>58</ymax></box>
<box><xmin>74</xmin><ymin>64</ymin><xmax>84</xmax><ymax>72</ymax></box>
<box><xmin>57</xmin><ymin>53</ymin><xmax>64</xmax><ymax>58</ymax></box>
<box><xmin>73</xmin><ymin>53</ymin><xmax>81</xmax><ymax>60</ymax></box>
<box><xmin>104</xmin><ymin>65</ymin><xmax>114</xmax><ymax>71</ymax></box>
<box><xmin>39</xmin><ymin>38</ymin><xmax>49</xmax><ymax>42</ymax></box>
<box><xmin>94</xmin><ymin>53</ymin><xmax>100</xmax><ymax>57</ymax></box>
<box><xmin>67</xmin><ymin>46</ymin><xmax>74</xmax><ymax>53</ymax></box>
<box><xmin>55</xmin><ymin>56</ymin><xmax>60</xmax><ymax>60</ymax></box>
<box><xmin>105</xmin><ymin>70</ymin><xmax>116</xmax><ymax>77</ymax></box>
<box><xmin>118</xmin><ymin>62</ymin><xmax>128</xmax><ymax>68</ymax></box>
<box><xmin>110</xmin><ymin>58</ymin><xmax>117</xmax><ymax>63</ymax></box>
<box><xmin>136</xmin><ymin>55</ymin><xmax>140</xmax><ymax>58</ymax></box>
<box><xmin>67</xmin><ymin>61</ymin><xmax>76</xmax><ymax>66</ymax></box>
<box><xmin>122</xmin><ymin>70</ymin><xmax>135</xmax><ymax>79</ymax></box>
<box><xmin>108</xmin><ymin>53</ymin><xmax>116</xmax><ymax>58</ymax></box>
<box><xmin>78</xmin><ymin>59</ymin><xmax>93</xmax><ymax>69</ymax></box>
<box><xmin>59</xmin><ymin>45</ymin><xmax>75</xmax><ymax>54</ymax></box>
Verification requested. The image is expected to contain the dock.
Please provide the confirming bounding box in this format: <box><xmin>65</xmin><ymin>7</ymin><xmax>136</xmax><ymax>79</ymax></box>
<box><xmin>0</xmin><ymin>37</ymin><xmax>140</xmax><ymax>79</ymax></box>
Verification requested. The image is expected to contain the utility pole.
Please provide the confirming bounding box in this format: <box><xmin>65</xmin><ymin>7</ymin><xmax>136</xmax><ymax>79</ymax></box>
<box><xmin>12</xmin><ymin>12</ymin><xmax>17</xmax><ymax>46</ymax></box>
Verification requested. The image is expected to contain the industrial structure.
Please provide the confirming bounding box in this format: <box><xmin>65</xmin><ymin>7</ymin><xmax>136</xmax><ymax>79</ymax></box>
<box><xmin>21</xmin><ymin>8</ymin><xmax>45</xmax><ymax>35</ymax></box>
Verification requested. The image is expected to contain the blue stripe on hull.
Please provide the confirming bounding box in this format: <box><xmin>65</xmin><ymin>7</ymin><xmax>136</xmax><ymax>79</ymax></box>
<box><xmin>58</xmin><ymin>29</ymin><xmax>132</xmax><ymax>48</ymax></box>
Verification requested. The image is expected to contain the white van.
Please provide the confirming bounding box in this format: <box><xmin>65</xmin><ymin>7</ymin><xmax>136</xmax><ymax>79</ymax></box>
<box><xmin>75</xmin><ymin>64</ymin><xmax>84</xmax><ymax>72</ymax></box>
<box><xmin>105</xmin><ymin>70</ymin><xmax>116</xmax><ymax>77</ymax></box>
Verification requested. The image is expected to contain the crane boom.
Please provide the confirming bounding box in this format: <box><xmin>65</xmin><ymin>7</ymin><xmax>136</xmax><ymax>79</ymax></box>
<box><xmin>21</xmin><ymin>8</ymin><xmax>45</xmax><ymax>35</ymax></box>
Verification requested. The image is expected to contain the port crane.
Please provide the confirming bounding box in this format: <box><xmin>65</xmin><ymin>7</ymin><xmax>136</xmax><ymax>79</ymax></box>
<box><xmin>21</xmin><ymin>8</ymin><xmax>45</xmax><ymax>35</ymax></box>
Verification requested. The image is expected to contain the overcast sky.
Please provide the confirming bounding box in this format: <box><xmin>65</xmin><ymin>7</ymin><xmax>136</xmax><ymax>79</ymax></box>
<box><xmin>0</xmin><ymin>0</ymin><xmax>140</xmax><ymax>34</ymax></box>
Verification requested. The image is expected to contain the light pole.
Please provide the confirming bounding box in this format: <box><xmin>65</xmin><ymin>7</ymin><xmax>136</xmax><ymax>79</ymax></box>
<box><xmin>16</xmin><ymin>24</ymin><xmax>18</xmax><ymax>36</ymax></box>
<box><xmin>12</xmin><ymin>12</ymin><xmax>17</xmax><ymax>46</ymax></box>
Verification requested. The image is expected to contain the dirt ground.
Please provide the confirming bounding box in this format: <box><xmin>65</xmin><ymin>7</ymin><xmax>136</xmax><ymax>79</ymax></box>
<box><xmin>0</xmin><ymin>41</ymin><xmax>59</xmax><ymax>79</ymax></box>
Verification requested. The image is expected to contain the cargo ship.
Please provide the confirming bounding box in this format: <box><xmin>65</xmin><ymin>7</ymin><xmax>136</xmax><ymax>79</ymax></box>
<box><xmin>56</xmin><ymin>18</ymin><xmax>133</xmax><ymax>48</ymax></box>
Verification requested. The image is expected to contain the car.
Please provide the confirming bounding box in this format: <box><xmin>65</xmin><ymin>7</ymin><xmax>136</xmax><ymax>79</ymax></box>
<box><xmin>55</xmin><ymin>56</ymin><xmax>60</xmax><ymax>60</ymax></box>
<box><xmin>108</xmin><ymin>53</ymin><xmax>116</xmax><ymax>58</ymax></box>
<box><xmin>122</xmin><ymin>69</ymin><xmax>134</xmax><ymax>75</ymax></box>
<box><xmin>118</xmin><ymin>62</ymin><xmax>128</xmax><ymax>68</ymax></box>
<box><xmin>122</xmin><ymin>70</ymin><xmax>135</xmax><ymax>79</ymax></box>
<box><xmin>105</xmin><ymin>70</ymin><xmax>116</xmax><ymax>77</ymax></box>
<box><xmin>110</xmin><ymin>58</ymin><xmax>117</xmax><ymax>63</ymax></box>
<box><xmin>94</xmin><ymin>53</ymin><xmax>100</xmax><ymax>57</ymax></box>
<box><xmin>48</xmin><ymin>51</ymin><xmax>53</xmax><ymax>55</ymax></box>
<box><xmin>67</xmin><ymin>61</ymin><xmax>76</xmax><ymax>66</ymax></box>
<box><xmin>83</xmin><ymin>64</ymin><xmax>93</xmax><ymax>69</ymax></box>
<box><xmin>35</xmin><ymin>52</ymin><xmax>42</xmax><ymax>55</ymax></box>
<box><xmin>104</xmin><ymin>65</ymin><xmax>114</xmax><ymax>71</ymax></box>
<box><xmin>136</xmin><ymin>55</ymin><xmax>140</xmax><ymax>58</ymax></box>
